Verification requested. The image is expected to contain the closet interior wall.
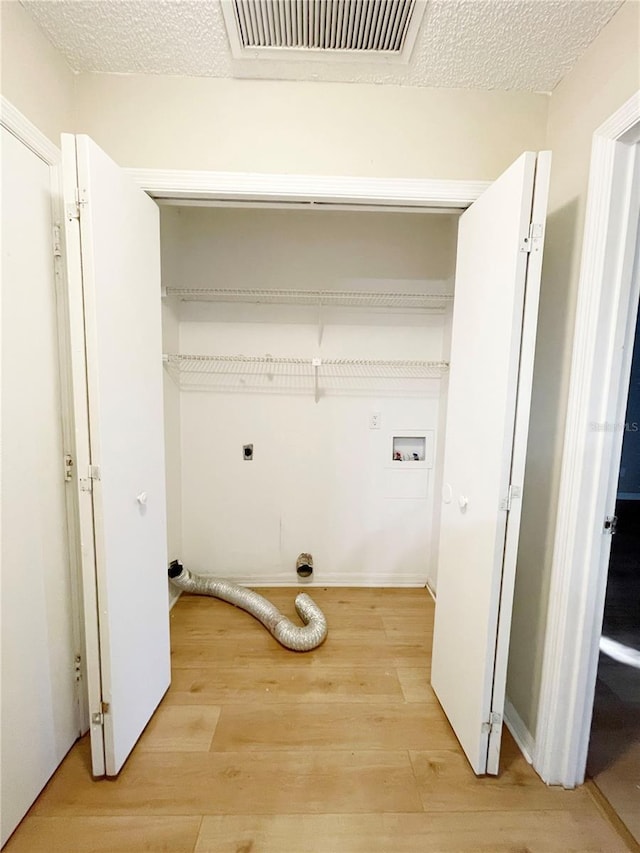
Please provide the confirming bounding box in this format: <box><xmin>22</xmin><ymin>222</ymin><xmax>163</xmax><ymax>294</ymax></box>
<box><xmin>162</xmin><ymin>288</ymin><xmax>182</xmax><ymax>607</ymax></box>
<box><xmin>160</xmin><ymin>206</ymin><xmax>458</xmax><ymax>589</ymax></box>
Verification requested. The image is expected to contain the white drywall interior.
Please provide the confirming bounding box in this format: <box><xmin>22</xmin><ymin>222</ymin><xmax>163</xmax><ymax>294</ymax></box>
<box><xmin>160</xmin><ymin>206</ymin><xmax>458</xmax><ymax>292</ymax></box>
<box><xmin>161</xmin><ymin>295</ymin><xmax>182</xmax><ymax>607</ymax></box>
<box><xmin>161</xmin><ymin>207</ymin><xmax>457</xmax><ymax>586</ymax></box>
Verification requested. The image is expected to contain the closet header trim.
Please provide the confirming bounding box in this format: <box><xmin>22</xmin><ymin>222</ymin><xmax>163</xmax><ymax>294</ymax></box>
<box><xmin>125</xmin><ymin>168</ymin><xmax>489</xmax><ymax>210</ymax></box>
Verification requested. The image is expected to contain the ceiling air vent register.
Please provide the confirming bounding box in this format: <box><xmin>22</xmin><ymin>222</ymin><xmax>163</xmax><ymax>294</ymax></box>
<box><xmin>221</xmin><ymin>0</ymin><xmax>426</xmax><ymax>63</ymax></box>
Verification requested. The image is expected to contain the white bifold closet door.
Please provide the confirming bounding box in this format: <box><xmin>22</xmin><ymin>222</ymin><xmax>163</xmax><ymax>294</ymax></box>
<box><xmin>431</xmin><ymin>151</ymin><xmax>551</xmax><ymax>775</ymax></box>
<box><xmin>1</xmin><ymin>128</ymin><xmax>79</xmax><ymax>846</ymax></box>
<box><xmin>62</xmin><ymin>134</ymin><xmax>170</xmax><ymax>776</ymax></box>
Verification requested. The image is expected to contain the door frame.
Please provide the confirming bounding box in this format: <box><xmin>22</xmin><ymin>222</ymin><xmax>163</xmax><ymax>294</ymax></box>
<box><xmin>535</xmin><ymin>90</ymin><xmax>640</xmax><ymax>788</ymax></box>
<box><xmin>0</xmin><ymin>96</ymin><xmax>88</xmax><ymax>733</ymax></box>
<box><xmin>124</xmin><ymin>168</ymin><xmax>489</xmax><ymax>212</ymax></box>
<box><xmin>126</xmin><ymin>162</ymin><xmax>545</xmax><ymax>760</ymax></box>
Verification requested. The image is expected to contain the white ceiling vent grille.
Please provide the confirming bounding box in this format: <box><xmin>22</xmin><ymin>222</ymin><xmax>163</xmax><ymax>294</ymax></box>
<box><xmin>221</xmin><ymin>0</ymin><xmax>426</xmax><ymax>63</ymax></box>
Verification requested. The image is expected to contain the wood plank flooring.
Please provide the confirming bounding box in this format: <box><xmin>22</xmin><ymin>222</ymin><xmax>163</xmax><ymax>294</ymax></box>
<box><xmin>4</xmin><ymin>588</ymin><xmax>635</xmax><ymax>852</ymax></box>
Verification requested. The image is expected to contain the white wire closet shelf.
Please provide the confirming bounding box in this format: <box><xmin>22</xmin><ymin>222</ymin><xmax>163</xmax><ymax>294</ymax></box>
<box><xmin>164</xmin><ymin>287</ymin><xmax>454</xmax><ymax>311</ymax></box>
<box><xmin>164</xmin><ymin>353</ymin><xmax>449</xmax><ymax>401</ymax></box>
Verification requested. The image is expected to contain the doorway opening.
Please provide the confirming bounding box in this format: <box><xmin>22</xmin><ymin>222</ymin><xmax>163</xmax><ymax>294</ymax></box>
<box><xmin>587</xmin><ymin>260</ymin><xmax>640</xmax><ymax>844</ymax></box>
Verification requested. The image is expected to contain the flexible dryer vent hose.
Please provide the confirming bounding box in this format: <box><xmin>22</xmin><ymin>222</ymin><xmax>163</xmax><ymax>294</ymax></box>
<box><xmin>168</xmin><ymin>561</ymin><xmax>328</xmax><ymax>652</ymax></box>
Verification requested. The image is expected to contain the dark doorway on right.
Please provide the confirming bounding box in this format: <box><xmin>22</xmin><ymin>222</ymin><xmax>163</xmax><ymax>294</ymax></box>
<box><xmin>587</xmin><ymin>302</ymin><xmax>640</xmax><ymax>844</ymax></box>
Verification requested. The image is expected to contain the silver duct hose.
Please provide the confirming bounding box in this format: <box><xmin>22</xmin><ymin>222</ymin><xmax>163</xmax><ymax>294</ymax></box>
<box><xmin>168</xmin><ymin>561</ymin><xmax>328</xmax><ymax>652</ymax></box>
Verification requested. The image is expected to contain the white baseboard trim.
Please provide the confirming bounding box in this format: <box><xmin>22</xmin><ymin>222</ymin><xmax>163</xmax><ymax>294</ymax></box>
<box><xmin>169</xmin><ymin>585</ymin><xmax>182</xmax><ymax>610</ymax></box>
<box><xmin>504</xmin><ymin>698</ymin><xmax>535</xmax><ymax>765</ymax></box>
<box><xmin>177</xmin><ymin>569</ymin><xmax>428</xmax><ymax>588</ymax></box>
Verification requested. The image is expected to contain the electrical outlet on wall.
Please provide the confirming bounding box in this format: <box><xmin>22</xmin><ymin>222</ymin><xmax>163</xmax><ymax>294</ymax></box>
<box><xmin>370</xmin><ymin>412</ymin><xmax>381</xmax><ymax>429</ymax></box>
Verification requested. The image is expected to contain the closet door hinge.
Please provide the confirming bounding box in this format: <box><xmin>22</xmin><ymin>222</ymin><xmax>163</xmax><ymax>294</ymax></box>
<box><xmin>603</xmin><ymin>515</ymin><xmax>618</xmax><ymax>535</ymax></box>
<box><xmin>481</xmin><ymin>712</ymin><xmax>502</xmax><ymax>734</ymax></box>
<box><xmin>74</xmin><ymin>654</ymin><xmax>82</xmax><ymax>682</ymax></box>
<box><xmin>79</xmin><ymin>464</ymin><xmax>101</xmax><ymax>492</ymax></box>
<box><xmin>520</xmin><ymin>222</ymin><xmax>544</xmax><ymax>253</ymax></box>
<box><xmin>52</xmin><ymin>224</ymin><xmax>62</xmax><ymax>258</ymax></box>
<box><xmin>91</xmin><ymin>702</ymin><xmax>110</xmax><ymax>727</ymax></box>
<box><xmin>66</xmin><ymin>187</ymin><xmax>88</xmax><ymax>221</ymax></box>
<box><xmin>64</xmin><ymin>453</ymin><xmax>74</xmax><ymax>482</ymax></box>
<box><xmin>500</xmin><ymin>484</ymin><xmax>521</xmax><ymax>512</ymax></box>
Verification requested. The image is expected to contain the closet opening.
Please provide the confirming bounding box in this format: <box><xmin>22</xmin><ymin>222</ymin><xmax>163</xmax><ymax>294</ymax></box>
<box><xmin>158</xmin><ymin>204</ymin><xmax>460</xmax><ymax>596</ymax></box>
<box><xmin>61</xmin><ymin>137</ymin><xmax>548</xmax><ymax>780</ymax></box>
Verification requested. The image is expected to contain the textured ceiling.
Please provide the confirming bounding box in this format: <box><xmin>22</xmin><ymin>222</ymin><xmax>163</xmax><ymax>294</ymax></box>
<box><xmin>21</xmin><ymin>0</ymin><xmax>624</xmax><ymax>92</ymax></box>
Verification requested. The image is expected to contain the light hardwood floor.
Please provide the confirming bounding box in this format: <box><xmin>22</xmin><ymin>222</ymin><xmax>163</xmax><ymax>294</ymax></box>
<box><xmin>4</xmin><ymin>588</ymin><xmax>635</xmax><ymax>852</ymax></box>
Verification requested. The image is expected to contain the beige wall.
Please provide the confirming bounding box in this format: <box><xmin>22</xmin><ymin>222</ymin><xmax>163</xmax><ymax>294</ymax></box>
<box><xmin>73</xmin><ymin>74</ymin><xmax>548</xmax><ymax>179</ymax></box>
<box><xmin>507</xmin><ymin>0</ymin><xmax>640</xmax><ymax>738</ymax></box>
<box><xmin>0</xmin><ymin>0</ymin><xmax>75</xmax><ymax>143</ymax></box>
<box><xmin>0</xmin><ymin>0</ymin><xmax>548</xmax><ymax>181</ymax></box>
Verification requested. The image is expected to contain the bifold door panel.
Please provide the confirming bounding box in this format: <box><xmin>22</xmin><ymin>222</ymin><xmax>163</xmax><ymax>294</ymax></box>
<box><xmin>431</xmin><ymin>151</ymin><xmax>551</xmax><ymax>775</ymax></box>
<box><xmin>62</xmin><ymin>134</ymin><xmax>170</xmax><ymax>776</ymax></box>
<box><xmin>1</xmin><ymin>127</ymin><xmax>79</xmax><ymax>846</ymax></box>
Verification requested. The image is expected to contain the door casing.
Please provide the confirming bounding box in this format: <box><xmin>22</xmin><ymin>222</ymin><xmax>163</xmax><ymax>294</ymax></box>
<box><xmin>536</xmin><ymin>90</ymin><xmax>640</xmax><ymax>788</ymax></box>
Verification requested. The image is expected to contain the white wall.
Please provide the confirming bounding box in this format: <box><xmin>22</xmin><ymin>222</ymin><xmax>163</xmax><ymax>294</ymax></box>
<box><xmin>0</xmin><ymin>0</ymin><xmax>75</xmax><ymax>143</ymax></box>
<box><xmin>507</xmin><ymin>0</ymin><xmax>640</xmax><ymax>741</ymax></box>
<box><xmin>162</xmin><ymin>207</ymin><xmax>456</xmax><ymax>585</ymax></box>
<box><xmin>161</xmin><ymin>297</ymin><xmax>182</xmax><ymax>606</ymax></box>
<box><xmin>428</xmin><ymin>301</ymin><xmax>453</xmax><ymax>592</ymax></box>
<box><xmin>160</xmin><ymin>205</ymin><xmax>457</xmax><ymax>291</ymax></box>
<box><xmin>73</xmin><ymin>74</ymin><xmax>548</xmax><ymax>180</ymax></box>
<box><xmin>160</xmin><ymin>209</ymin><xmax>183</xmax><ymax>607</ymax></box>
